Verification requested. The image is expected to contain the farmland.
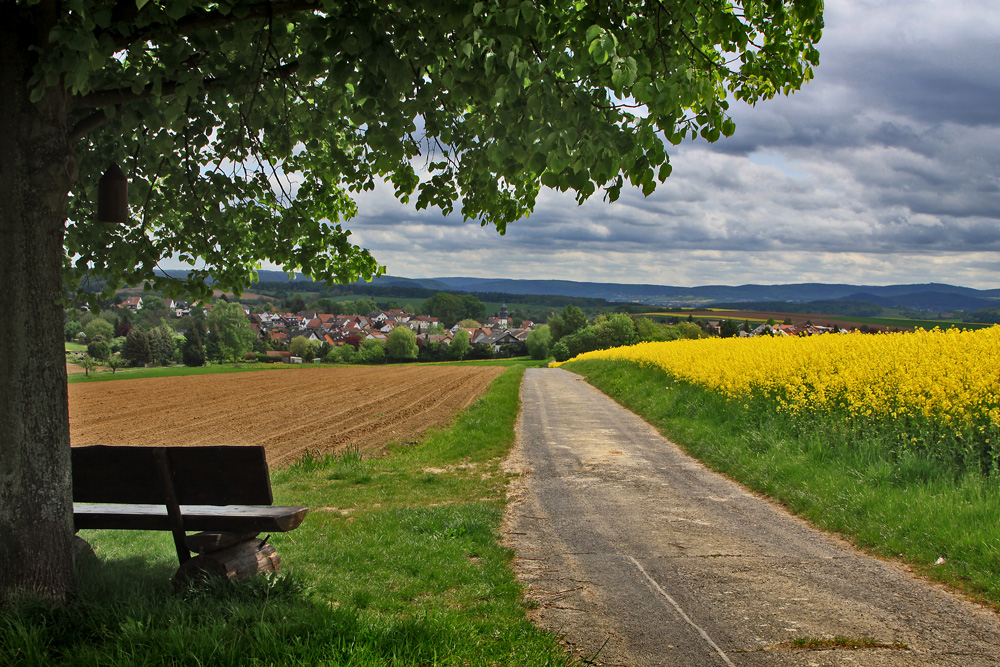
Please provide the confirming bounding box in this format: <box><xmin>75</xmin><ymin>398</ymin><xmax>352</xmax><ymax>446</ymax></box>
<box><xmin>68</xmin><ymin>365</ymin><xmax>504</xmax><ymax>466</ymax></box>
<box><xmin>642</xmin><ymin>308</ymin><xmax>987</xmax><ymax>331</ymax></box>
<box><xmin>561</xmin><ymin>327</ymin><xmax>1000</xmax><ymax>467</ymax></box>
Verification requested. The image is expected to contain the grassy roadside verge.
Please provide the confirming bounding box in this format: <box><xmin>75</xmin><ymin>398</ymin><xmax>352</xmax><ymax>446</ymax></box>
<box><xmin>4</xmin><ymin>366</ymin><xmax>572</xmax><ymax>666</ymax></box>
<box><xmin>565</xmin><ymin>359</ymin><xmax>1000</xmax><ymax>609</ymax></box>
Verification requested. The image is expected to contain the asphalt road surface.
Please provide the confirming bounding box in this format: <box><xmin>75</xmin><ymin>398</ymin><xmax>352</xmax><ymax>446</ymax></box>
<box><xmin>503</xmin><ymin>368</ymin><xmax>1000</xmax><ymax>666</ymax></box>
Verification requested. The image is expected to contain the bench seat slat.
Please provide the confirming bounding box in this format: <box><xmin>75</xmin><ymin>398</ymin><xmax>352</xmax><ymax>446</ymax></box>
<box><xmin>74</xmin><ymin>503</ymin><xmax>307</xmax><ymax>533</ymax></box>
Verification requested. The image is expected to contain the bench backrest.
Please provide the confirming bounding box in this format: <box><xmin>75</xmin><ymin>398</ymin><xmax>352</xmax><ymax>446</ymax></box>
<box><xmin>72</xmin><ymin>445</ymin><xmax>273</xmax><ymax>506</ymax></box>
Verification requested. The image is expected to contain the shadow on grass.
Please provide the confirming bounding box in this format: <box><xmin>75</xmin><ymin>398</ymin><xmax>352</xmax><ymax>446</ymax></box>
<box><xmin>3</xmin><ymin>542</ymin><xmax>568</xmax><ymax>666</ymax></box>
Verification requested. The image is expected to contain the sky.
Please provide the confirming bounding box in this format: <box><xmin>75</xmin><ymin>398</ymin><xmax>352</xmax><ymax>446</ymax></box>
<box><xmin>308</xmin><ymin>1</ymin><xmax>1000</xmax><ymax>289</ymax></box>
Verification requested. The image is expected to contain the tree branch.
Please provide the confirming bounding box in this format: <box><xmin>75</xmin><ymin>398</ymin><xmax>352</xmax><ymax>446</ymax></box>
<box><xmin>70</xmin><ymin>106</ymin><xmax>120</xmax><ymax>142</ymax></box>
<box><xmin>111</xmin><ymin>0</ymin><xmax>323</xmax><ymax>51</ymax></box>
<box><xmin>72</xmin><ymin>61</ymin><xmax>300</xmax><ymax>111</ymax></box>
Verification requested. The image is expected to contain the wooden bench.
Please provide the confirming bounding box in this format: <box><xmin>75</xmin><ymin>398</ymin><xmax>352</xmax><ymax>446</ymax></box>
<box><xmin>72</xmin><ymin>445</ymin><xmax>307</xmax><ymax>580</ymax></box>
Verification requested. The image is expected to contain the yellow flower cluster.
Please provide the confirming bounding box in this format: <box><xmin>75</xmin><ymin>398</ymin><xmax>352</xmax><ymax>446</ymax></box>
<box><xmin>565</xmin><ymin>327</ymin><xmax>1000</xmax><ymax>432</ymax></box>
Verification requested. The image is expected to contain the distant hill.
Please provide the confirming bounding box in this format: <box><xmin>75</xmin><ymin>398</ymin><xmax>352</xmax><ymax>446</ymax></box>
<box><xmin>708</xmin><ymin>300</ymin><xmax>885</xmax><ymax>317</ymax></box>
<box><xmin>157</xmin><ymin>269</ymin><xmax>1000</xmax><ymax>312</ymax></box>
<box><xmin>417</xmin><ymin>278</ymin><xmax>1000</xmax><ymax>311</ymax></box>
<box><xmin>843</xmin><ymin>291</ymin><xmax>998</xmax><ymax>312</ymax></box>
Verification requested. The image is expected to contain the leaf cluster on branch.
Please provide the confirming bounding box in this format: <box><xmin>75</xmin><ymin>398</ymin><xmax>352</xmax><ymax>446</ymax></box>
<box><xmin>24</xmin><ymin>0</ymin><xmax>821</xmax><ymax>302</ymax></box>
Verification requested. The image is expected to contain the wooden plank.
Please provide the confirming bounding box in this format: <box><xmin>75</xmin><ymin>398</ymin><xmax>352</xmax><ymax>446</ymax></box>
<box><xmin>167</xmin><ymin>447</ymin><xmax>273</xmax><ymax>505</ymax></box>
<box><xmin>72</xmin><ymin>446</ymin><xmax>165</xmax><ymax>503</ymax></box>
<box><xmin>73</xmin><ymin>504</ymin><xmax>307</xmax><ymax>533</ymax></box>
<box><xmin>72</xmin><ymin>445</ymin><xmax>274</xmax><ymax>505</ymax></box>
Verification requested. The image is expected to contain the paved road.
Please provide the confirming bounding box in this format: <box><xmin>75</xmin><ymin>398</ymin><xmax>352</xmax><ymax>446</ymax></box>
<box><xmin>504</xmin><ymin>368</ymin><xmax>1000</xmax><ymax>666</ymax></box>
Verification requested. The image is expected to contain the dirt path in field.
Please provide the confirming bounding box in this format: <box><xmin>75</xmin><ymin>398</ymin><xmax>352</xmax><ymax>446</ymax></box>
<box><xmin>69</xmin><ymin>365</ymin><xmax>503</xmax><ymax>466</ymax></box>
<box><xmin>504</xmin><ymin>368</ymin><xmax>1000</xmax><ymax>666</ymax></box>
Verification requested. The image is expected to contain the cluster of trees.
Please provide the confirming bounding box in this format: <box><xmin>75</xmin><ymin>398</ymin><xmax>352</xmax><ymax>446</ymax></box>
<box><xmin>287</xmin><ymin>327</ymin><xmax>499</xmax><ymax>365</ymax></box>
<box><xmin>965</xmin><ymin>308</ymin><xmax>1000</xmax><ymax>325</ymax></box>
<box><xmin>66</xmin><ymin>301</ymin><xmax>258</xmax><ymax>369</ymax></box>
<box><xmin>259</xmin><ymin>290</ymin><xmax>498</xmax><ymax>331</ymax></box>
<box><xmin>420</xmin><ymin>293</ymin><xmax>487</xmax><ymax>328</ymax></box>
<box><xmin>314</xmin><ymin>327</ymin><xmax>522</xmax><ymax>365</ymax></box>
<box><xmin>524</xmin><ymin>306</ymin><xmax>709</xmax><ymax>362</ymax></box>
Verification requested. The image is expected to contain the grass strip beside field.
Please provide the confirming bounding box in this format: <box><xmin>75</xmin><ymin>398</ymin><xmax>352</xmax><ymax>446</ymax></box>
<box><xmin>66</xmin><ymin>362</ymin><xmax>302</xmax><ymax>383</ymax></box>
<box><xmin>67</xmin><ymin>357</ymin><xmax>543</xmax><ymax>384</ymax></box>
<box><xmin>564</xmin><ymin>359</ymin><xmax>1000</xmax><ymax>609</ymax></box>
<box><xmin>3</xmin><ymin>366</ymin><xmax>572</xmax><ymax>666</ymax></box>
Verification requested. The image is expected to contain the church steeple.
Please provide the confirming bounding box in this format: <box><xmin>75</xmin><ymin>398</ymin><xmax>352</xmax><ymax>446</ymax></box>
<box><xmin>498</xmin><ymin>301</ymin><xmax>509</xmax><ymax>328</ymax></box>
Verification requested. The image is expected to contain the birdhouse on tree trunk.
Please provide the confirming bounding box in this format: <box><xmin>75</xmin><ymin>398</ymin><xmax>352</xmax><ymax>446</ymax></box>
<box><xmin>97</xmin><ymin>163</ymin><xmax>128</xmax><ymax>223</ymax></box>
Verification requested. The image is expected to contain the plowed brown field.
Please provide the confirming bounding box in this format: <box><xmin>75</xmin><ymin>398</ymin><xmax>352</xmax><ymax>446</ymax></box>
<box><xmin>68</xmin><ymin>365</ymin><xmax>504</xmax><ymax>466</ymax></box>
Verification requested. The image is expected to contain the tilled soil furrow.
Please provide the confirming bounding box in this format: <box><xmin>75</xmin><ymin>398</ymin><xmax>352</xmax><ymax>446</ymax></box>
<box><xmin>69</xmin><ymin>365</ymin><xmax>504</xmax><ymax>465</ymax></box>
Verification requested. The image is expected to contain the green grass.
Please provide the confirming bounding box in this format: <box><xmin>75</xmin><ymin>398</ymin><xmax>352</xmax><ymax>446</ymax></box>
<box><xmin>3</xmin><ymin>366</ymin><xmax>573</xmax><ymax>666</ymax></box>
<box><xmin>565</xmin><ymin>359</ymin><xmax>1000</xmax><ymax>609</ymax></box>
<box><xmin>68</xmin><ymin>358</ymin><xmax>547</xmax><ymax>384</ymax></box>
<box><xmin>65</xmin><ymin>342</ymin><xmax>88</xmax><ymax>352</ymax></box>
<box><xmin>67</xmin><ymin>362</ymin><xmax>300</xmax><ymax>383</ymax></box>
<box><xmin>436</xmin><ymin>357</ymin><xmax>548</xmax><ymax>368</ymax></box>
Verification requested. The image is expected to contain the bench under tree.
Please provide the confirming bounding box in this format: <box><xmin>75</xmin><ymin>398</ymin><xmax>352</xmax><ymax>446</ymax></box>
<box><xmin>72</xmin><ymin>445</ymin><xmax>307</xmax><ymax>582</ymax></box>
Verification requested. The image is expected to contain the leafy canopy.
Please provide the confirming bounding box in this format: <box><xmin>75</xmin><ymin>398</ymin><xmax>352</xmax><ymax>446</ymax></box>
<box><xmin>45</xmin><ymin>0</ymin><xmax>821</xmax><ymax>300</ymax></box>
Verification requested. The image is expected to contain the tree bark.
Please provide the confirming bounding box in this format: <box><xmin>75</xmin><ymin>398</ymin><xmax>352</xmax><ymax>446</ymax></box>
<box><xmin>0</xmin><ymin>3</ymin><xmax>77</xmax><ymax>604</ymax></box>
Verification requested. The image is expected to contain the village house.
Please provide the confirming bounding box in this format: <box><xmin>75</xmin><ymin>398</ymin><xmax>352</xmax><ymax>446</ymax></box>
<box><xmin>120</xmin><ymin>296</ymin><xmax>143</xmax><ymax>310</ymax></box>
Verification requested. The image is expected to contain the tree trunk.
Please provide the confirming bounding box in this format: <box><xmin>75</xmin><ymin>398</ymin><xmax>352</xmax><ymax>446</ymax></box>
<box><xmin>0</xmin><ymin>3</ymin><xmax>78</xmax><ymax>604</ymax></box>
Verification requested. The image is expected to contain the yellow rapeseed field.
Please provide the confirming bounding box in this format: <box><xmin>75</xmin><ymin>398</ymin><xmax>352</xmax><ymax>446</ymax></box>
<box><xmin>561</xmin><ymin>327</ymin><xmax>1000</xmax><ymax>440</ymax></box>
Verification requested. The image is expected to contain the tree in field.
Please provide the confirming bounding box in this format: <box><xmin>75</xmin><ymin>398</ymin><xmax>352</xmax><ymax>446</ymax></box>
<box><xmin>385</xmin><ymin>326</ymin><xmax>418</xmax><ymax>362</ymax></box>
<box><xmin>551</xmin><ymin>341</ymin><xmax>572</xmax><ymax>363</ymax></box>
<box><xmin>285</xmin><ymin>295</ymin><xmax>308</xmax><ymax>314</ymax></box>
<box><xmin>336</xmin><ymin>344</ymin><xmax>358</xmax><ymax>364</ymax></box>
<box><xmin>182</xmin><ymin>327</ymin><xmax>207</xmax><ymax>367</ymax></box>
<box><xmin>76</xmin><ymin>354</ymin><xmax>99</xmax><ymax>376</ymax></box>
<box><xmin>114</xmin><ymin>319</ymin><xmax>133</xmax><ymax>339</ymax></box>
<box><xmin>719</xmin><ymin>319</ymin><xmax>740</xmax><ymax>338</ymax></box>
<box><xmin>148</xmin><ymin>325</ymin><xmax>176</xmax><ymax>365</ymax></box>
<box><xmin>459</xmin><ymin>295</ymin><xmax>487</xmax><ymax>324</ymax></box>
<box><xmin>64</xmin><ymin>320</ymin><xmax>82</xmax><ymax>341</ymax></box>
<box><xmin>525</xmin><ymin>325</ymin><xmax>552</xmax><ymax>360</ymax></box>
<box><xmin>421</xmin><ymin>293</ymin><xmax>487</xmax><ymax>328</ymax></box>
<box><xmin>86</xmin><ymin>339</ymin><xmax>109</xmax><ymax>362</ymax></box>
<box><xmin>121</xmin><ymin>329</ymin><xmax>152</xmax><ymax>367</ymax></box>
<box><xmin>676</xmin><ymin>322</ymin><xmax>705</xmax><ymax>340</ymax></box>
<box><xmin>358</xmin><ymin>339</ymin><xmax>386</xmax><ymax>364</ymax></box>
<box><xmin>350</xmin><ymin>299</ymin><xmax>378</xmax><ymax>316</ymax></box>
<box><xmin>83</xmin><ymin>317</ymin><xmax>114</xmax><ymax>343</ymax></box>
<box><xmin>548</xmin><ymin>304</ymin><xmax>588</xmax><ymax>342</ymax></box>
<box><xmin>448</xmin><ymin>329</ymin><xmax>472</xmax><ymax>361</ymax></box>
<box><xmin>106</xmin><ymin>353</ymin><xmax>125</xmax><ymax>374</ymax></box>
<box><xmin>421</xmin><ymin>293</ymin><xmax>464</xmax><ymax>328</ymax></box>
<box><xmin>0</xmin><ymin>0</ymin><xmax>822</xmax><ymax>603</ymax></box>
<box><xmin>314</xmin><ymin>298</ymin><xmax>337</xmax><ymax>315</ymax></box>
<box><xmin>208</xmin><ymin>301</ymin><xmax>256</xmax><ymax>362</ymax></box>
<box><xmin>289</xmin><ymin>335</ymin><xmax>313</xmax><ymax>359</ymax></box>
